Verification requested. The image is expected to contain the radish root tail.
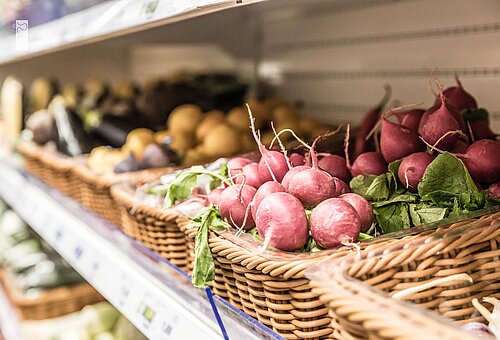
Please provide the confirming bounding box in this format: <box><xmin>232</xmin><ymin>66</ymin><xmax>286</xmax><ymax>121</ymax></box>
<box><xmin>271</xmin><ymin>122</ymin><xmax>292</xmax><ymax>170</ymax></box>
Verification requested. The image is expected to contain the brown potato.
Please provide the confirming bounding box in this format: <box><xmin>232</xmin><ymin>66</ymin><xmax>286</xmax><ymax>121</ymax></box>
<box><xmin>167</xmin><ymin>104</ymin><xmax>203</xmax><ymax>133</ymax></box>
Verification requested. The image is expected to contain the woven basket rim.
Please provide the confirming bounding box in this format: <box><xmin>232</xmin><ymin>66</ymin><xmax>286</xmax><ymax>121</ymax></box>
<box><xmin>74</xmin><ymin>155</ymin><xmax>176</xmax><ymax>190</ymax></box>
<box><xmin>110</xmin><ymin>180</ymin><xmax>181</xmax><ymax>222</ymax></box>
<box><xmin>204</xmin><ymin>208</ymin><xmax>500</xmax><ymax>280</ymax></box>
<box><xmin>17</xmin><ymin>141</ymin><xmax>73</xmax><ymax>171</ymax></box>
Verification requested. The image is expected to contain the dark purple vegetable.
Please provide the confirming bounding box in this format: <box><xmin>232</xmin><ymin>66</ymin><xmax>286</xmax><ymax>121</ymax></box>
<box><xmin>419</xmin><ymin>94</ymin><xmax>462</xmax><ymax>151</ymax></box>
<box><xmin>114</xmin><ymin>153</ymin><xmax>140</xmax><ymax>173</ymax></box>
<box><xmin>398</xmin><ymin>152</ymin><xmax>435</xmax><ymax>193</ymax></box>
<box><xmin>464</xmin><ymin>139</ymin><xmax>500</xmax><ymax>184</ymax></box>
<box><xmin>394</xmin><ymin>109</ymin><xmax>425</xmax><ymax>131</ymax></box>
<box><xmin>434</xmin><ymin>76</ymin><xmax>478</xmax><ymax>112</ymax></box>
<box><xmin>318</xmin><ymin>155</ymin><xmax>351</xmax><ymax>183</ymax></box>
<box><xmin>380</xmin><ymin>117</ymin><xmax>425</xmax><ymax>163</ymax></box>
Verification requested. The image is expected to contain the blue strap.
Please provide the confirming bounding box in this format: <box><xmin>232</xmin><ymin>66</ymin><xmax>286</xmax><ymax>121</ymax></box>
<box><xmin>205</xmin><ymin>287</ymin><xmax>229</xmax><ymax>339</ymax></box>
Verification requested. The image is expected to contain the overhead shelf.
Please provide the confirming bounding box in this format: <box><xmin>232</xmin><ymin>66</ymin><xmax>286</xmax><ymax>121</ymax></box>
<box><xmin>0</xmin><ymin>0</ymin><xmax>261</xmax><ymax>65</ymax></box>
<box><xmin>0</xmin><ymin>161</ymin><xmax>282</xmax><ymax>340</ymax></box>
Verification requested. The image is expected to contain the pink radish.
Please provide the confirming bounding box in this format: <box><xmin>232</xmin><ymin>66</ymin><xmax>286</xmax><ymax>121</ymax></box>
<box><xmin>219</xmin><ymin>184</ymin><xmax>257</xmax><ymax>230</ymax></box>
<box><xmin>318</xmin><ymin>155</ymin><xmax>351</xmax><ymax>183</ymax></box>
<box><xmin>333</xmin><ymin>178</ymin><xmax>351</xmax><ymax>196</ymax></box>
<box><xmin>469</xmin><ymin>120</ymin><xmax>496</xmax><ymax>140</ymax></box>
<box><xmin>339</xmin><ymin>193</ymin><xmax>373</xmax><ymax>232</ymax></box>
<box><xmin>434</xmin><ymin>75</ymin><xmax>478</xmax><ymax>112</ymax></box>
<box><xmin>227</xmin><ymin>157</ymin><xmax>252</xmax><ymax>178</ymax></box>
<box><xmin>289</xmin><ymin>153</ymin><xmax>305</xmax><ymax>166</ymax></box>
<box><xmin>464</xmin><ymin>139</ymin><xmax>500</xmax><ymax>184</ymax></box>
<box><xmin>419</xmin><ymin>93</ymin><xmax>462</xmax><ymax>151</ymax></box>
<box><xmin>207</xmin><ymin>188</ymin><xmax>223</xmax><ymax>206</ymax></box>
<box><xmin>351</xmin><ymin>152</ymin><xmax>387</xmax><ymax>177</ymax></box>
<box><xmin>310</xmin><ymin>198</ymin><xmax>361</xmax><ymax>249</ymax></box>
<box><xmin>488</xmin><ymin>181</ymin><xmax>500</xmax><ymax>199</ymax></box>
<box><xmin>344</xmin><ymin>124</ymin><xmax>387</xmax><ymax>177</ymax></box>
<box><xmin>286</xmin><ymin>138</ymin><xmax>337</xmax><ymax>208</ymax></box>
<box><xmin>246</xmin><ymin>106</ymin><xmax>289</xmax><ymax>183</ymax></box>
<box><xmin>380</xmin><ymin>117</ymin><xmax>425</xmax><ymax>163</ymax></box>
<box><xmin>451</xmin><ymin>140</ymin><xmax>469</xmax><ymax>154</ymax></box>
<box><xmin>281</xmin><ymin>165</ymin><xmax>310</xmax><ymax>191</ymax></box>
<box><xmin>394</xmin><ymin>109</ymin><xmax>425</xmax><ymax>131</ymax></box>
<box><xmin>354</xmin><ymin>85</ymin><xmax>391</xmax><ymax>157</ymax></box>
<box><xmin>234</xmin><ymin>163</ymin><xmax>262</xmax><ymax>188</ymax></box>
<box><xmin>255</xmin><ymin>192</ymin><xmax>309</xmax><ymax>251</ymax></box>
<box><xmin>398</xmin><ymin>152</ymin><xmax>435</xmax><ymax>193</ymax></box>
<box><xmin>251</xmin><ymin>181</ymin><xmax>286</xmax><ymax>220</ymax></box>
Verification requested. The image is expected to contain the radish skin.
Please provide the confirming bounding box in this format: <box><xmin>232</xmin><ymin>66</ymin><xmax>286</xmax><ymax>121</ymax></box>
<box><xmin>318</xmin><ymin>155</ymin><xmax>351</xmax><ymax>183</ymax></box>
<box><xmin>395</xmin><ymin>109</ymin><xmax>425</xmax><ymax>131</ymax></box>
<box><xmin>234</xmin><ymin>163</ymin><xmax>263</xmax><ymax>188</ymax></box>
<box><xmin>351</xmin><ymin>152</ymin><xmax>388</xmax><ymax>177</ymax></box>
<box><xmin>227</xmin><ymin>157</ymin><xmax>252</xmax><ymax>178</ymax></box>
<box><xmin>251</xmin><ymin>181</ymin><xmax>286</xmax><ymax>220</ymax></box>
<box><xmin>255</xmin><ymin>192</ymin><xmax>309</xmax><ymax>251</ymax></box>
<box><xmin>289</xmin><ymin>153</ymin><xmax>305</xmax><ymax>166</ymax></box>
<box><xmin>464</xmin><ymin>139</ymin><xmax>500</xmax><ymax>184</ymax></box>
<box><xmin>281</xmin><ymin>165</ymin><xmax>310</xmax><ymax>191</ymax></box>
<box><xmin>488</xmin><ymin>181</ymin><xmax>500</xmax><ymax>199</ymax></box>
<box><xmin>207</xmin><ymin>188</ymin><xmax>223</xmax><ymax>206</ymax></box>
<box><xmin>219</xmin><ymin>184</ymin><xmax>257</xmax><ymax>229</ymax></box>
<box><xmin>380</xmin><ymin>117</ymin><xmax>425</xmax><ymax>163</ymax></box>
<box><xmin>310</xmin><ymin>198</ymin><xmax>361</xmax><ymax>249</ymax></box>
<box><xmin>398</xmin><ymin>152</ymin><xmax>435</xmax><ymax>193</ymax></box>
<box><xmin>339</xmin><ymin>193</ymin><xmax>373</xmax><ymax>232</ymax></box>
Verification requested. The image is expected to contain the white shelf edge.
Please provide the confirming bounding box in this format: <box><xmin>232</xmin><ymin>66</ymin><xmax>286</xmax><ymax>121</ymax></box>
<box><xmin>0</xmin><ymin>284</ymin><xmax>24</xmax><ymax>340</ymax></box>
<box><xmin>0</xmin><ymin>162</ymin><xmax>281</xmax><ymax>340</ymax></box>
<box><xmin>0</xmin><ymin>0</ymin><xmax>265</xmax><ymax>65</ymax></box>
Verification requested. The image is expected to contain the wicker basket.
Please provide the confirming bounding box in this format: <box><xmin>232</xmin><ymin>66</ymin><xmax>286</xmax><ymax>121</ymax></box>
<box><xmin>178</xmin><ymin>209</ymin><xmax>500</xmax><ymax>340</ymax></box>
<box><xmin>308</xmin><ymin>273</ymin><xmax>477</xmax><ymax>340</ymax></box>
<box><xmin>0</xmin><ymin>270</ymin><xmax>104</xmax><ymax>320</ymax></box>
<box><xmin>307</xmin><ymin>210</ymin><xmax>500</xmax><ymax>340</ymax></box>
<box><xmin>110</xmin><ymin>181</ymin><xmax>192</xmax><ymax>272</ymax></box>
<box><xmin>73</xmin><ymin>161</ymin><xmax>172</xmax><ymax>227</ymax></box>
<box><xmin>17</xmin><ymin>142</ymin><xmax>80</xmax><ymax>200</ymax></box>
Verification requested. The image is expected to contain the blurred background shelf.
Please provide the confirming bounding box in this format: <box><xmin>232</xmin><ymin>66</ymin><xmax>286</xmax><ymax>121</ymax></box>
<box><xmin>0</xmin><ymin>161</ymin><xmax>282</xmax><ymax>340</ymax></box>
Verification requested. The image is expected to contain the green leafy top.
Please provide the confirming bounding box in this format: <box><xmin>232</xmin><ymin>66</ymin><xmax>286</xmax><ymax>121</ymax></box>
<box><xmin>190</xmin><ymin>207</ymin><xmax>230</xmax><ymax>288</ymax></box>
<box><xmin>351</xmin><ymin>152</ymin><xmax>492</xmax><ymax>235</ymax></box>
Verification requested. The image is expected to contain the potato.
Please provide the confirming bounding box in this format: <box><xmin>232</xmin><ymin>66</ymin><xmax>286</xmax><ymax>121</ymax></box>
<box><xmin>273</xmin><ymin>104</ymin><xmax>300</xmax><ymax>125</ymax></box>
<box><xmin>299</xmin><ymin>117</ymin><xmax>322</xmax><ymax>134</ymax></box>
<box><xmin>182</xmin><ymin>148</ymin><xmax>212</xmax><ymax>167</ymax></box>
<box><xmin>247</xmin><ymin>99</ymin><xmax>271</xmax><ymax>125</ymax></box>
<box><xmin>122</xmin><ymin>128</ymin><xmax>154</xmax><ymax>160</ymax></box>
<box><xmin>226</xmin><ymin>107</ymin><xmax>251</xmax><ymax>131</ymax></box>
<box><xmin>204</xmin><ymin>110</ymin><xmax>225</xmax><ymax>121</ymax></box>
<box><xmin>126</xmin><ymin>128</ymin><xmax>154</xmax><ymax>142</ymax></box>
<box><xmin>167</xmin><ymin>104</ymin><xmax>203</xmax><ymax>133</ymax></box>
<box><xmin>195</xmin><ymin>112</ymin><xmax>225</xmax><ymax>141</ymax></box>
<box><xmin>154</xmin><ymin>130</ymin><xmax>171</xmax><ymax>144</ymax></box>
<box><xmin>241</xmin><ymin>133</ymin><xmax>257</xmax><ymax>152</ymax></box>
<box><xmin>275</xmin><ymin>119</ymin><xmax>301</xmax><ymax>136</ymax></box>
<box><xmin>88</xmin><ymin>147</ymin><xmax>124</xmax><ymax>174</ymax></box>
<box><xmin>169</xmin><ymin>131</ymin><xmax>196</xmax><ymax>152</ymax></box>
<box><xmin>202</xmin><ymin>124</ymin><xmax>242</xmax><ymax>157</ymax></box>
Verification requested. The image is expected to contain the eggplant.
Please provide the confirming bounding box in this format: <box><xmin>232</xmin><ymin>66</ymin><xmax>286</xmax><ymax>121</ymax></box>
<box><xmin>25</xmin><ymin>109</ymin><xmax>58</xmax><ymax>145</ymax></box>
<box><xmin>90</xmin><ymin>114</ymin><xmax>143</xmax><ymax>148</ymax></box>
<box><xmin>49</xmin><ymin>96</ymin><xmax>95</xmax><ymax>156</ymax></box>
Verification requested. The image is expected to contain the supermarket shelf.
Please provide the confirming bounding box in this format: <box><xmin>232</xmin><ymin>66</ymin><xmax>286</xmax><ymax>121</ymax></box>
<box><xmin>0</xmin><ymin>0</ymin><xmax>263</xmax><ymax>65</ymax></box>
<box><xmin>0</xmin><ymin>161</ymin><xmax>283</xmax><ymax>340</ymax></box>
<box><xmin>0</xmin><ymin>284</ymin><xmax>23</xmax><ymax>340</ymax></box>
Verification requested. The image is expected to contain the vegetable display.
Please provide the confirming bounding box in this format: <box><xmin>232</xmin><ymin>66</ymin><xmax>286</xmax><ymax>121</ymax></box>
<box><xmin>139</xmin><ymin>76</ymin><xmax>499</xmax><ymax>289</ymax></box>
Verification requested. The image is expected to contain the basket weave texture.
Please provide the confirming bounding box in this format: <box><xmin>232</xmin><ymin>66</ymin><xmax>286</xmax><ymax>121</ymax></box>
<box><xmin>0</xmin><ymin>270</ymin><xmax>104</xmax><ymax>320</ymax></box>
<box><xmin>17</xmin><ymin>142</ymin><xmax>80</xmax><ymax>201</ymax></box>
<box><xmin>72</xmin><ymin>160</ymin><xmax>172</xmax><ymax>227</ymax></box>
<box><xmin>111</xmin><ymin>181</ymin><xmax>192</xmax><ymax>272</ymax></box>
<box><xmin>179</xmin><ymin>209</ymin><xmax>500</xmax><ymax>340</ymax></box>
<box><xmin>309</xmin><ymin>210</ymin><xmax>500</xmax><ymax>340</ymax></box>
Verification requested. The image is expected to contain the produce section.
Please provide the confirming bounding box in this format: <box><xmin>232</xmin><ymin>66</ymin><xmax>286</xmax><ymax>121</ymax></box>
<box><xmin>1</xmin><ymin>1</ymin><xmax>500</xmax><ymax>340</ymax></box>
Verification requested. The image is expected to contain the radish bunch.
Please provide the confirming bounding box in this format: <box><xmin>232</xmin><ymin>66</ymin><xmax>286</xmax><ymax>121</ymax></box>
<box><xmin>214</xmin><ymin>107</ymin><xmax>372</xmax><ymax>251</ymax></box>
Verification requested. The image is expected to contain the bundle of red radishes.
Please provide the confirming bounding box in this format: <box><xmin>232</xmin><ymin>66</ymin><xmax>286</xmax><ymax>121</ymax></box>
<box><xmin>206</xmin><ymin>107</ymin><xmax>373</xmax><ymax>252</ymax></box>
<box><xmin>353</xmin><ymin>77</ymin><xmax>499</xmax><ymax>198</ymax></box>
<box><xmin>206</xmin><ymin>77</ymin><xmax>499</xmax><ymax>252</ymax></box>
